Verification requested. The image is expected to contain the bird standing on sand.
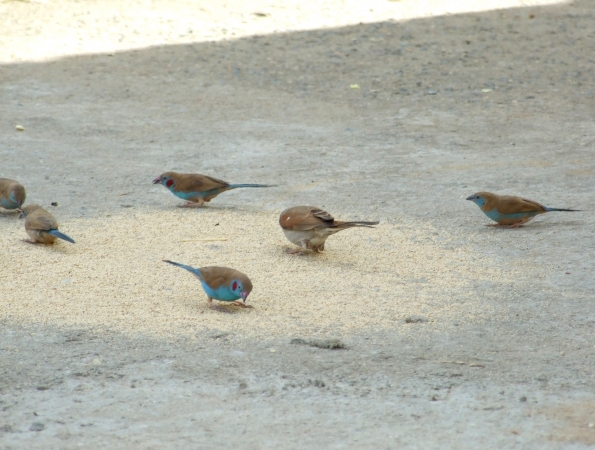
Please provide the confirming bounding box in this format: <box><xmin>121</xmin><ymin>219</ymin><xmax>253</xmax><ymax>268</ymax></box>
<box><xmin>163</xmin><ymin>260</ymin><xmax>253</xmax><ymax>309</ymax></box>
<box><xmin>0</xmin><ymin>178</ymin><xmax>26</xmax><ymax>210</ymax></box>
<box><xmin>279</xmin><ymin>206</ymin><xmax>379</xmax><ymax>253</ymax></box>
<box><xmin>466</xmin><ymin>191</ymin><xmax>580</xmax><ymax>227</ymax></box>
<box><xmin>19</xmin><ymin>204</ymin><xmax>75</xmax><ymax>244</ymax></box>
<box><xmin>153</xmin><ymin>172</ymin><xmax>273</xmax><ymax>207</ymax></box>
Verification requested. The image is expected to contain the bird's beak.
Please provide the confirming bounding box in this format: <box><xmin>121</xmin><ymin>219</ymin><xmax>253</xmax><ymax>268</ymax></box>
<box><xmin>152</xmin><ymin>177</ymin><xmax>161</xmax><ymax>184</ymax></box>
<box><xmin>240</xmin><ymin>292</ymin><xmax>248</xmax><ymax>302</ymax></box>
<box><xmin>465</xmin><ymin>195</ymin><xmax>474</xmax><ymax>201</ymax></box>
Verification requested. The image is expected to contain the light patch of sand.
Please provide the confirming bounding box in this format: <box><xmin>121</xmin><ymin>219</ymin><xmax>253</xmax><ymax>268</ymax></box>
<box><xmin>1</xmin><ymin>207</ymin><xmax>516</xmax><ymax>338</ymax></box>
<box><xmin>0</xmin><ymin>0</ymin><xmax>567</xmax><ymax>63</ymax></box>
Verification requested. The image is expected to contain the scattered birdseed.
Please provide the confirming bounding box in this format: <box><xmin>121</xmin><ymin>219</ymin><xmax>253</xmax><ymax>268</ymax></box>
<box><xmin>0</xmin><ymin>209</ymin><xmax>517</xmax><ymax>340</ymax></box>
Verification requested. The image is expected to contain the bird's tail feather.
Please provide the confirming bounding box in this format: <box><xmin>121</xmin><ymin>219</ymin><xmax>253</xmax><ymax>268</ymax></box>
<box><xmin>544</xmin><ymin>207</ymin><xmax>581</xmax><ymax>212</ymax></box>
<box><xmin>47</xmin><ymin>229</ymin><xmax>75</xmax><ymax>243</ymax></box>
<box><xmin>163</xmin><ymin>260</ymin><xmax>202</xmax><ymax>279</ymax></box>
<box><xmin>339</xmin><ymin>221</ymin><xmax>380</xmax><ymax>229</ymax></box>
<box><xmin>228</xmin><ymin>183</ymin><xmax>276</xmax><ymax>189</ymax></box>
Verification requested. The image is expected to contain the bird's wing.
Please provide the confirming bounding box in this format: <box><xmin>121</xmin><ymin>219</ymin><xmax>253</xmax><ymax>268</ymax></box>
<box><xmin>27</xmin><ymin>210</ymin><xmax>58</xmax><ymax>231</ymax></box>
<box><xmin>0</xmin><ymin>178</ymin><xmax>12</xmax><ymax>198</ymax></box>
<box><xmin>281</xmin><ymin>206</ymin><xmax>335</xmax><ymax>231</ymax></box>
<box><xmin>174</xmin><ymin>174</ymin><xmax>230</xmax><ymax>192</ymax></box>
<box><xmin>198</xmin><ymin>266</ymin><xmax>229</xmax><ymax>289</ymax></box>
<box><xmin>497</xmin><ymin>195</ymin><xmax>547</xmax><ymax>214</ymax></box>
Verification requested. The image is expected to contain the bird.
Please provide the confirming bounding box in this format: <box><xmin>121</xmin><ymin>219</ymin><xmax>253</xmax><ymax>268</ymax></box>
<box><xmin>0</xmin><ymin>178</ymin><xmax>26</xmax><ymax>211</ymax></box>
<box><xmin>163</xmin><ymin>260</ymin><xmax>253</xmax><ymax>309</ymax></box>
<box><xmin>19</xmin><ymin>204</ymin><xmax>75</xmax><ymax>244</ymax></box>
<box><xmin>466</xmin><ymin>191</ymin><xmax>580</xmax><ymax>227</ymax></box>
<box><xmin>153</xmin><ymin>172</ymin><xmax>274</xmax><ymax>206</ymax></box>
<box><xmin>279</xmin><ymin>206</ymin><xmax>379</xmax><ymax>253</ymax></box>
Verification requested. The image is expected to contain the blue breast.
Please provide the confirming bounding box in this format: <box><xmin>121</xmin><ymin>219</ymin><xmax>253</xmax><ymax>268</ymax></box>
<box><xmin>199</xmin><ymin>280</ymin><xmax>240</xmax><ymax>302</ymax></box>
<box><xmin>0</xmin><ymin>198</ymin><xmax>18</xmax><ymax>209</ymax></box>
<box><xmin>171</xmin><ymin>188</ymin><xmax>222</xmax><ymax>200</ymax></box>
<box><xmin>483</xmin><ymin>208</ymin><xmax>538</xmax><ymax>222</ymax></box>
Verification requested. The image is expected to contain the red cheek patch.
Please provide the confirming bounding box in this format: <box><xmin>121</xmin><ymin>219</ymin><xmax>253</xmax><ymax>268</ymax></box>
<box><xmin>166</xmin><ymin>179</ymin><xmax>174</xmax><ymax>188</ymax></box>
<box><xmin>232</xmin><ymin>281</ymin><xmax>238</xmax><ymax>290</ymax></box>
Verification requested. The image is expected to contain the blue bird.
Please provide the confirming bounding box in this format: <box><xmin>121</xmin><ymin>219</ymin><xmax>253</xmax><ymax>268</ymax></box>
<box><xmin>0</xmin><ymin>178</ymin><xmax>26</xmax><ymax>210</ymax></box>
<box><xmin>153</xmin><ymin>172</ymin><xmax>274</xmax><ymax>207</ymax></box>
<box><xmin>163</xmin><ymin>260</ymin><xmax>253</xmax><ymax>309</ymax></box>
<box><xmin>20</xmin><ymin>204</ymin><xmax>75</xmax><ymax>244</ymax></box>
<box><xmin>466</xmin><ymin>191</ymin><xmax>580</xmax><ymax>227</ymax></box>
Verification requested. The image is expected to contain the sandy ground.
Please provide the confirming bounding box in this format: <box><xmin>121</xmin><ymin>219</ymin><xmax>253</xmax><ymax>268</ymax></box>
<box><xmin>1</xmin><ymin>0</ymin><xmax>595</xmax><ymax>448</ymax></box>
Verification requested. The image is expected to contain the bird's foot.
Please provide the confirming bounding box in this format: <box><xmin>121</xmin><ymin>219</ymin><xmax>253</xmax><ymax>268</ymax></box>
<box><xmin>208</xmin><ymin>302</ymin><xmax>228</xmax><ymax>312</ymax></box>
<box><xmin>232</xmin><ymin>301</ymin><xmax>253</xmax><ymax>309</ymax></box>
<box><xmin>285</xmin><ymin>247</ymin><xmax>305</xmax><ymax>255</ymax></box>
<box><xmin>507</xmin><ymin>222</ymin><xmax>525</xmax><ymax>229</ymax></box>
<box><xmin>183</xmin><ymin>201</ymin><xmax>205</xmax><ymax>208</ymax></box>
<box><xmin>21</xmin><ymin>238</ymin><xmax>38</xmax><ymax>244</ymax></box>
<box><xmin>487</xmin><ymin>223</ymin><xmax>525</xmax><ymax>229</ymax></box>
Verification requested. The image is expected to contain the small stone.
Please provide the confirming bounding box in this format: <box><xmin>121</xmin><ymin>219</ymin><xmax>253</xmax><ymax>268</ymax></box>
<box><xmin>239</xmin><ymin>382</ymin><xmax>248</xmax><ymax>389</ymax></box>
<box><xmin>405</xmin><ymin>316</ymin><xmax>428</xmax><ymax>324</ymax></box>
<box><xmin>290</xmin><ymin>338</ymin><xmax>346</xmax><ymax>349</ymax></box>
<box><xmin>36</xmin><ymin>386</ymin><xmax>50</xmax><ymax>391</ymax></box>
<box><xmin>51</xmin><ymin>202</ymin><xmax>58</xmax><ymax>206</ymax></box>
<box><xmin>30</xmin><ymin>422</ymin><xmax>45</xmax><ymax>432</ymax></box>
<box><xmin>519</xmin><ymin>396</ymin><xmax>527</xmax><ymax>402</ymax></box>
<box><xmin>15</xmin><ymin>125</ymin><xmax>25</xmax><ymax>131</ymax></box>
<box><xmin>209</xmin><ymin>330</ymin><xmax>230</xmax><ymax>339</ymax></box>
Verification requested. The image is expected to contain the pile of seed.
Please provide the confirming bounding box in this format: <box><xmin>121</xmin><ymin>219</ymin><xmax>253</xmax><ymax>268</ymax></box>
<box><xmin>0</xmin><ymin>208</ymin><xmax>516</xmax><ymax>339</ymax></box>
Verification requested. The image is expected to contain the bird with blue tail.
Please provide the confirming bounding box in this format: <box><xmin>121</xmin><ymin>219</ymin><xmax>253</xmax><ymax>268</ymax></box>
<box><xmin>466</xmin><ymin>191</ymin><xmax>580</xmax><ymax>227</ymax></box>
<box><xmin>153</xmin><ymin>171</ymin><xmax>274</xmax><ymax>207</ymax></box>
<box><xmin>163</xmin><ymin>260</ymin><xmax>253</xmax><ymax>309</ymax></box>
<box><xmin>0</xmin><ymin>178</ymin><xmax>26</xmax><ymax>211</ymax></box>
<box><xmin>19</xmin><ymin>204</ymin><xmax>75</xmax><ymax>244</ymax></box>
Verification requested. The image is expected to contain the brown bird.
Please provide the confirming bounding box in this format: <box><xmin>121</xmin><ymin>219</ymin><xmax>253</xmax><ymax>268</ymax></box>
<box><xmin>163</xmin><ymin>260</ymin><xmax>253</xmax><ymax>309</ymax></box>
<box><xmin>0</xmin><ymin>178</ymin><xmax>26</xmax><ymax>210</ymax></box>
<box><xmin>279</xmin><ymin>206</ymin><xmax>379</xmax><ymax>253</ymax></box>
<box><xmin>466</xmin><ymin>191</ymin><xmax>580</xmax><ymax>227</ymax></box>
<box><xmin>153</xmin><ymin>171</ymin><xmax>274</xmax><ymax>206</ymax></box>
<box><xmin>19</xmin><ymin>204</ymin><xmax>75</xmax><ymax>244</ymax></box>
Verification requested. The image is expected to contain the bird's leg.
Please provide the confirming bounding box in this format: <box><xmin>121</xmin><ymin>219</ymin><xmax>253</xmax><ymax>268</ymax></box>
<box><xmin>232</xmin><ymin>301</ymin><xmax>253</xmax><ymax>309</ymax></box>
<box><xmin>317</xmin><ymin>242</ymin><xmax>325</xmax><ymax>252</ymax></box>
<box><xmin>507</xmin><ymin>222</ymin><xmax>525</xmax><ymax>229</ymax></box>
<box><xmin>487</xmin><ymin>223</ymin><xmax>525</xmax><ymax>229</ymax></box>
<box><xmin>300</xmin><ymin>239</ymin><xmax>312</xmax><ymax>250</ymax></box>
<box><xmin>184</xmin><ymin>198</ymin><xmax>205</xmax><ymax>207</ymax></box>
<box><xmin>207</xmin><ymin>298</ymin><xmax>226</xmax><ymax>312</ymax></box>
<box><xmin>285</xmin><ymin>247</ymin><xmax>304</xmax><ymax>255</ymax></box>
<box><xmin>21</xmin><ymin>238</ymin><xmax>38</xmax><ymax>244</ymax></box>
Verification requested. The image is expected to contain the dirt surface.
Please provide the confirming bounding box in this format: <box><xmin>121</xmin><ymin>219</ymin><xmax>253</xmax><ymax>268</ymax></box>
<box><xmin>1</xmin><ymin>0</ymin><xmax>595</xmax><ymax>448</ymax></box>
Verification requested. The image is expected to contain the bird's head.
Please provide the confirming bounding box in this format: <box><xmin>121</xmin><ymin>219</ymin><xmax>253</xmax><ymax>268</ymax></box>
<box><xmin>19</xmin><ymin>204</ymin><xmax>40</xmax><ymax>219</ymax></box>
<box><xmin>10</xmin><ymin>184</ymin><xmax>26</xmax><ymax>208</ymax></box>
<box><xmin>153</xmin><ymin>172</ymin><xmax>176</xmax><ymax>189</ymax></box>
<box><xmin>466</xmin><ymin>193</ymin><xmax>487</xmax><ymax>207</ymax></box>
<box><xmin>230</xmin><ymin>277</ymin><xmax>253</xmax><ymax>303</ymax></box>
